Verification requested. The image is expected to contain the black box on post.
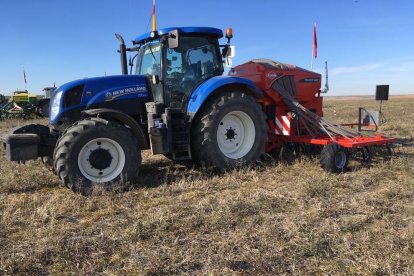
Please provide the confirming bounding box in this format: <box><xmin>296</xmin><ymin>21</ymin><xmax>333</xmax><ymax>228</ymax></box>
<box><xmin>376</xmin><ymin>85</ymin><xmax>389</xmax><ymax>101</ymax></box>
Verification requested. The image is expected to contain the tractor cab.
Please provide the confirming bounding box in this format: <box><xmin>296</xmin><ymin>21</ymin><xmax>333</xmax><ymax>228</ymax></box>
<box><xmin>122</xmin><ymin>27</ymin><xmax>233</xmax><ymax>111</ymax></box>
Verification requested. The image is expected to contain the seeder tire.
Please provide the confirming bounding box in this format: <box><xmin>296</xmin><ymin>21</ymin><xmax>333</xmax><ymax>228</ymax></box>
<box><xmin>53</xmin><ymin>117</ymin><xmax>141</xmax><ymax>195</ymax></box>
<box><xmin>280</xmin><ymin>143</ymin><xmax>297</xmax><ymax>164</ymax></box>
<box><xmin>191</xmin><ymin>91</ymin><xmax>267</xmax><ymax>169</ymax></box>
<box><xmin>319</xmin><ymin>143</ymin><xmax>349</xmax><ymax>173</ymax></box>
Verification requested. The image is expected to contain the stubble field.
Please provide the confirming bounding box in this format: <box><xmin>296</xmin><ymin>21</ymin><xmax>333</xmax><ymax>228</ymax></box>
<box><xmin>0</xmin><ymin>96</ymin><xmax>413</xmax><ymax>275</ymax></box>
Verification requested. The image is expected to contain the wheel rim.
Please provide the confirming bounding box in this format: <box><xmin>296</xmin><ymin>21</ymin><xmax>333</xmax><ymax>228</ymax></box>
<box><xmin>334</xmin><ymin>151</ymin><xmax>347</xmax><ymax>169</ymax></box>
<box><xmin>216</xmin><ymin>111</ymin><xmax>256</xmax><ymax>159</ymax></box>
<box><xmin>78</xmin><ymin>138</ymin><xmax>125</xmax><ymax>183</ymax></box>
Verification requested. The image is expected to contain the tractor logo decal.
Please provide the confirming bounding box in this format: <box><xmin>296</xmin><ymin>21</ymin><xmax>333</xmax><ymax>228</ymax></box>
<box><xmin>266</xmin><ymin>71</ymin><xmax>279</xmax><ymax>80</ymax></box>
<box><xmin>105</xmin><ymin>85</ymin><xmax>148</xmax><ymax>101</ymax></box>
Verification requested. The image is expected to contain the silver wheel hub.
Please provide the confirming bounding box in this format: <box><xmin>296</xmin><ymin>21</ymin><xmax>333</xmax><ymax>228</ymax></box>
<box><xmin>78</xmin><ymin>138</ymin><xmax>125</xmax><ymax>183</ymax></box>
<box><xmin>217</xmin><ymin>111</ymin><xmax>256</xmax><ymax>159</ymax></box>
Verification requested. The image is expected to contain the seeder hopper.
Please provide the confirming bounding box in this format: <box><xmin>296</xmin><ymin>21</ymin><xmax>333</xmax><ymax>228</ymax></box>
<box><xmin>231</xmin><ymin>59</ymin><xmax>395</xmax><ymax>172</ymax></box>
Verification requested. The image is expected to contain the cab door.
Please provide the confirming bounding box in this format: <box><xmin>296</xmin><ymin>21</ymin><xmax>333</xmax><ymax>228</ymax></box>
<box><xmin>163</xmin><ymin>36</ymin><xmax>223</xmax><ymax>111</ymax></box>
<box><xmin>136</xmin><ymin>42</ymin><xmax>163</xmax><ymax>103</ymax></box>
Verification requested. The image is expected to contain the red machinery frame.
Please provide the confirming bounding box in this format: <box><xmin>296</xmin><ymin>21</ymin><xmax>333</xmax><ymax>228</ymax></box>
<box><xmin>230</xmin><ymin>59</ymin><xmax>395</xmax><ymax>152</ymax></box>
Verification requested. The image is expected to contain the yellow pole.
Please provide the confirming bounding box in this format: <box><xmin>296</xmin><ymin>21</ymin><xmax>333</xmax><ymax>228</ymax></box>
<box><xmin>152</xmin><ymin>0</ymin><xmax>157</xmax><ymax>32</ymax></box>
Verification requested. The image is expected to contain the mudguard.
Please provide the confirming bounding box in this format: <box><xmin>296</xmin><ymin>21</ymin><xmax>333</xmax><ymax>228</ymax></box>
<box><xmin>186</xmin><ymin>76</ymin><xmax>263</xmax><ymax>116</ymax></box>
<box><xmin>83</xmin><ymin>108</ymin><xmax>149</xmax><ymax>149</ymax></box>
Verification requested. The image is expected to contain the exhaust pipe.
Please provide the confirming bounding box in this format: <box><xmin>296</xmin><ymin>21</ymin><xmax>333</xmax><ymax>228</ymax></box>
<box><xmin>115</xmin><ymin>33</ymin><xmax>128</xmax><ymax>75</ymax></box>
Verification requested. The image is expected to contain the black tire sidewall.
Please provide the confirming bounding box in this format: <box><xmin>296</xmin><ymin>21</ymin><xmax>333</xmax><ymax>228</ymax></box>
<box><xmin>320</xmin><ymin>143</ymin><xmax>349</xmax><ymax>172</ymax></box>
<box><xmin>194</xmin><ymin>93</ymin><xmax>267</xmax><ymax>168</ymax></box>
<box><xmin>63</xmin><ymin>120</ymin><xmax>140</xmax><ymax>194</ymax></box>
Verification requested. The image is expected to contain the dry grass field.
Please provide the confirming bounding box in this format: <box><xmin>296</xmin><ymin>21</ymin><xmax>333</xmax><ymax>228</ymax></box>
<box><xmin>1</xmin><ymin>97</ymin><xmax>413</xmax><ymax>275</ymax></box>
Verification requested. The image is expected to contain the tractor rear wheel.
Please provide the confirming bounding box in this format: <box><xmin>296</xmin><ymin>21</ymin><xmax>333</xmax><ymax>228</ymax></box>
<box><xmin>53</xmin><ymin>117</ymin><xmax>141</xmax><ymax>195</ymax></box>
<box><xmin>319</xmin><ymin>143</ymin><xmax>349</xmax><ymax>172</ymax></box>
<box><xmin>191</xmin><ymin>91</ymin><xmax>267</xmax><ymax>169</ymax></box>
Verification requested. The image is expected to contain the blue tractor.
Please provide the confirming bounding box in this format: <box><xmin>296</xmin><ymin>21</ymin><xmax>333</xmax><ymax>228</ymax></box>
<box><xmin>3</xmin><ymin>27</ymin><xmax>267</xmax><ymax>195</ymax></box>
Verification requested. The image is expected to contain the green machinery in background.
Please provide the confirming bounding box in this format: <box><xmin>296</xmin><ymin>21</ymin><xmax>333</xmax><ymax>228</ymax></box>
<box><xmin>0</xmin><ymin>88</ymin><xmax>55</xmax><ymax>120</ymax></box>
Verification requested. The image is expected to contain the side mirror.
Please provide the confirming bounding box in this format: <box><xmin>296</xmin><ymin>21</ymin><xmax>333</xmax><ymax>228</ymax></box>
<box><xmin>226</xmin><ymin>45</ymin><xmax>235</xmax><ymax>58</ymax></box>
<box><xmin>167</xmin><ymin>29</ymin><xmax>179</xmax><ymax>49</ymax></box>
<box><xmin>224</xmin><ymin>46</ymin><xmax>235</xmax><ymax>68</ymax></box>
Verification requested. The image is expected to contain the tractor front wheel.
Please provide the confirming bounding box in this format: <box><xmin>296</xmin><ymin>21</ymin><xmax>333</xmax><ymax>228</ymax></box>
<box><xmin>319</xmin><ymin>143</ymin><xmax>349</xmax><ymax>172</ymax></box>
<box><xmin>191</xmin><ymin>91</ymin><xmax>267</xmax><ymax>169</ymax></box>
<box><xmin>53</xmin><ymin>118</ymin><xmax>141</xmax><ymax>195</ymax></box>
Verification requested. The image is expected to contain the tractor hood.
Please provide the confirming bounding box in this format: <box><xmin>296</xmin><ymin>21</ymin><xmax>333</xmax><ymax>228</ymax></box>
<box><xmin>50</xmin><ymin>75</ymin><xmax>149</xmax><ymax>124</ymax></box>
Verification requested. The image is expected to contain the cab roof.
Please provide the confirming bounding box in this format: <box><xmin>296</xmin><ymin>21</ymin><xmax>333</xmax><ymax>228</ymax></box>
<box><xmin>134</xmin><ymin>27</ymin><xmax>223</xmax><ymax>44</ymax></box>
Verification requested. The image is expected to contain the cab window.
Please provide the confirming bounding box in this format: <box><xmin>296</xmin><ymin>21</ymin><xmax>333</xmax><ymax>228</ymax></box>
<box><xmin>164</xmin><ymin>36</ymin><xmax>222</xmax><ymax>109</ymax></box>
<box><xmin>137</xmin><ymin>43</ymin><xmax>161</xmax><ymax>77</ymax></box>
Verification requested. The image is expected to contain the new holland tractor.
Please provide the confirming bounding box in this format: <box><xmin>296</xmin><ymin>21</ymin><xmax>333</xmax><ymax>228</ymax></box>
<box><xmin>3</xmin><ymin>27</ymin><xmax>267</xmax><ymax>194</ymax></box>
<box><xmin>3</xmin><ymin>26</ymin><xmax>394</xmax><ymax>195</ymax></box>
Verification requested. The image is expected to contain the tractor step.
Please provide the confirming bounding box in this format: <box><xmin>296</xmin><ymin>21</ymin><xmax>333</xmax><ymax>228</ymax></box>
<box><xmin>170</xmin><ymin>114</ymin><xmax>191</xmax><ymax>160</ymax></box>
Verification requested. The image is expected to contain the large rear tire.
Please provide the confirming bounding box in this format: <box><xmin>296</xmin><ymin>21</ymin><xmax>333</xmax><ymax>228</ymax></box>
<box><xmin>53</xmin><ymin>117</ymin><xmax>141</xmax><ymax>195</ymax></box>
<box><xmin>191</xmin><ymin>91</ymin><xmax>267</xmax><ymax>169</ymax></box>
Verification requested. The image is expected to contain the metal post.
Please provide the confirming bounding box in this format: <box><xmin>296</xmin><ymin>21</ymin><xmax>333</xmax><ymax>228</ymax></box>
<box><xmin>379</xmin><ymin>100</ymin><xmax>383</xmax><ymax>124</ymax></box>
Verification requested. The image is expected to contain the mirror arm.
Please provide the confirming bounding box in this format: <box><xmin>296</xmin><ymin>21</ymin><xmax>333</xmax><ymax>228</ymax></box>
<box><xmin>221</xmin><ymin>44</ymin><xmax>229</xmax><ymax>58</ymax></box>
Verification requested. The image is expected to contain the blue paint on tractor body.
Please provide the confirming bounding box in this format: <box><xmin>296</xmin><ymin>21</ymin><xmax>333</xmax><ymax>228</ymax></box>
<box><xmin>186</xmin><ymin>76</ymin><xmax>259</xmax><ymax>114</ymax></box>
<box><xmin>51</xmin><ymin>75</ymin><xmax>148</xmax><ymax>124</ymax></box>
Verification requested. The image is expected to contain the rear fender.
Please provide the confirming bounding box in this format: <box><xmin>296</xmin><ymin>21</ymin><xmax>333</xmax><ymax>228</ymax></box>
<box><xmin>187</xmin><ymin>76</ymin><xmax>263</xmax><ymax>118</ymax></box>
<box><xmin>83</xmin><ymin>108</ymin><xmax>149</xmax><ymax>149</ymax></box>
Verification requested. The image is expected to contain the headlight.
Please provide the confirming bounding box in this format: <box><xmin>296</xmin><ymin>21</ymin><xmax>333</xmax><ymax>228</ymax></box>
<box><xmin>50</xmin><ymin>91</ymin><xmax>63</xmax><ymax>121</ymax></box>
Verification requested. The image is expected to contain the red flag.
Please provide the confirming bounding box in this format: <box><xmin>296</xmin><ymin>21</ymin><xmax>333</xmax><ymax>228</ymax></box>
<box><xmin>313</xmin><ymin>22</ymin><xmax>318</xmax><ymax>59</ymax></box>
<box><xmin>23</xmin><ymin>69</ymin><xmax>27</xmax><ymax>84</ymax></box>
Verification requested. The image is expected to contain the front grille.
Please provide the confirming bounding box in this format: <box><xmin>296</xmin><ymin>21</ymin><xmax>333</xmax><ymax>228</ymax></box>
<box><xmin>63</xmin><ymin>85</ymin><xmax>84</xmax><ymax>108</ymax></box>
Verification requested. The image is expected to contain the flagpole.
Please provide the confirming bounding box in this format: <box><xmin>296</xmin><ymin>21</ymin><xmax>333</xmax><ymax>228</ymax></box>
<box><xmin>23</xmin><ymin>67</ymin><xmax>27</xmax><ymax>91</ymax></box>
<box><xmin>311</xmin><ymin>21</ymin><xmax>317</xmax><ymax>71</ymax></box>
<box><xmin>311</xmin><ymin>49</ymin><xmax>314</xmax><ymax>71</ymax></box>
<box><xmin>310</xmin><ymin>25</ymin><xmax>314</xmax><ymax>70</ymax></box>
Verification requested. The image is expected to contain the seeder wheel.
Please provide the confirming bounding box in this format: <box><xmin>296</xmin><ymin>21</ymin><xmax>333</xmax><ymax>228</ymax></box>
<box><xmin>319</xmin><ymin>143</ymin><xmax>349</xmax><ymax>172</ymax></box>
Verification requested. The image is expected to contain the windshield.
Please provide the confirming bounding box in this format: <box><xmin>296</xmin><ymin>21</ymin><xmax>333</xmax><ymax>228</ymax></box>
<box><xmin>136</xmin><ymin>42</ymin><xmax>161</xmax><ymax>77</ymax></box>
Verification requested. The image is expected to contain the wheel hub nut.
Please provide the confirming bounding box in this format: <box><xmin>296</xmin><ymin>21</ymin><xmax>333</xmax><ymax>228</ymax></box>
<box><xmin>89</xmin><ymin>148</ymin><xmax>112</xmax><ymax>170</ymax></box>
